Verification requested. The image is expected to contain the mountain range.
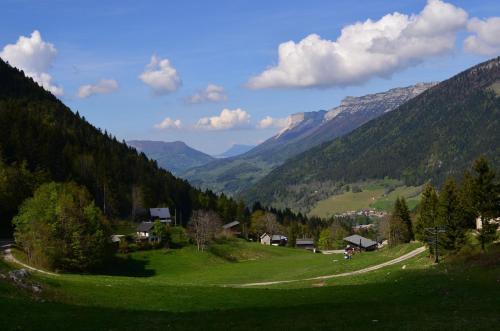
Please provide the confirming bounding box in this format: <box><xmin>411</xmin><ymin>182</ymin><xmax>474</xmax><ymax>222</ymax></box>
<box><xmin>243</xmin><ymin>57</ymin><xmax>500</xmax><ymax>211</ymax></box>
<box><xmin>183</xmin><ymin>82</ymin><xmax>436</xmax><ymax>194</ymax></box>
<box><xmin>127</xmin><ymin>140</ymin><xmax>215</xmax><ymax>175</ymax></box>
<box><xmin>215</xmin><ymin>144</ymin><xmax>256</xmax><ymax>158</ymax></box>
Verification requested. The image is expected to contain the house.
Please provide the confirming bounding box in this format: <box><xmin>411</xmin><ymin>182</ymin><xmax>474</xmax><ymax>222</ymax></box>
<box><xmin>149</xmin><ymin>208</ymin><xmax>171</xmax><ymax>223</ymax></box>
<box><xmin>260</xmin><ymin>233</ymin><xmax>287</xmax><ymax>246</ymax></box>
<box><xmin>222</xmin><ymin>221</ymin><xmax>241</xmax><ymax>235</ymax></box>
<box><xmin>295</xmin><ymin>238</ymin><xmax>315</xmax><ymax>250</ymax></box>
<box><xmin>136</xmin><ymin>222</ymin><xmax>155</xmax><ymax>241</ymax></box>
<box><xmin>344</xmin><ymin>234</ymin><xmax>378</xmax><ymax>251</ymax></box>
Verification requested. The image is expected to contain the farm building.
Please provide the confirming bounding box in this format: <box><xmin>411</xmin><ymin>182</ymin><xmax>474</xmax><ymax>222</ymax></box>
<box><xmin>260</xmin><ymin>233</ymin><xmax>287</xmax><ymax>246</ymax></box>
<box><xmin>222</xmin><ymin>221</ymin><xmax>241</xmax><ymax>236</ymax></box>
<box><xmin>344</xmin><ymin>234</ymin><xmax>378</xmax><ymax>251</ymax></box>
<box><xmin>136</xmin><ymin>222</ymin><xmax>155</xmax><ymax>241</ymax></box>
<box><xmin>149</xmin><ymin>208</ymin><xmax>172</xmax><ymax>223</ymax></box>
<box><xmin>296</xmin><ymin>239</ymin><xmax>315</xmax><ymax>250</ymax></box>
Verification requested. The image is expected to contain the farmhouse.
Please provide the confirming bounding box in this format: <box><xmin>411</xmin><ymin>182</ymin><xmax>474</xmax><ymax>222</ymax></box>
<box><xmin>344</xmin><ymin>234</ymin><xmax>378</xmax><ymax>251</ymax></box>
<box><xmin>295</xmin><ymin>238</ymin><xmax>315</xmax><ymax>250</ymax></box>
<box><xmin>149</xmin><ymin>207</ymin><xmax>172</xmax><ymax>223</ymax></box>
<box><xmin>260</xmin><ymin>233</ymin><xmax>287</xmax><ymax>246</ymax></box>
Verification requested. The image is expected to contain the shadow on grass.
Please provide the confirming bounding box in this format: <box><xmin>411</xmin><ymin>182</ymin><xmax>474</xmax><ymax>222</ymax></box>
<box><xmin>95</xmin><ymin>255</ymin><xmax>156</xmax><ymax>277</ymax></box>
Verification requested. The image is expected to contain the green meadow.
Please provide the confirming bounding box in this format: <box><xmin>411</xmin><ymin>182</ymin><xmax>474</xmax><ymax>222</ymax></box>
<box><xmin>1</xmin><ymin>241</ymin><xmax>499</xmax><ymax>330</ymax></box>
<box><xmin>309</xmin><ymin>181</ymin><xmax>423</xmax><ymax>218</ymax></box>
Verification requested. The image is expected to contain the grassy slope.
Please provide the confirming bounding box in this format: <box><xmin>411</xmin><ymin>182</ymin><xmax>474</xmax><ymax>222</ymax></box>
<box><xmin>309</xmin><ymin>181</ymin><xmax>422</xmax><ymax>218</ymax></box>
<box><xmin>0</xmin><ymin>243</ymin><xmax>499</xmax><ymax>330</ymax></box>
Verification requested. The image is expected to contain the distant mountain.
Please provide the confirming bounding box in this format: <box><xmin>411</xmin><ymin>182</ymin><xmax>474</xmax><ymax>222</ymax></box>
<box><xmin>243</xmin><ymin>57</ymin><xmax>500</xmax><ymax>211</ymax></box>
<box><xmin>127</xmin><ymin>140</ymin><xmax>215</xmax><ymax>175</ymax></box>
<box><xmin>184</xmin><ymin>83</ymin><xmax>435</xmax><ymax>194</ymax></box>
<box><xmin>216</xmin><ymin>144</ymin><xmax>256</xmax><ymax>158</ymax></box>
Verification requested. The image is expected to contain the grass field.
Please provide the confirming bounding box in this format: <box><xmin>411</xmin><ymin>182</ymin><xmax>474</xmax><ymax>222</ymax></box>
<box><xmin>1</xmin><ymin>241</ymin><xmax>499</xmax><ymax>330</ymax></box>
<box><xmin>309</xmin><ymin>181</ymin><xmax>423</xmax><ymax>218</ymax></box>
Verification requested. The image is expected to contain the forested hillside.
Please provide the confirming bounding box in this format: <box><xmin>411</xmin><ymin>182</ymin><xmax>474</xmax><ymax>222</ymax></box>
<box><xmin>244</xmin><ymin>57</ymin><xmax>500</xmax><ymax>210</ymax></box>
<box><xmin>0</xmin><ymin>59</ymin><xmax>238</xmax><ymax>235</ymax></box>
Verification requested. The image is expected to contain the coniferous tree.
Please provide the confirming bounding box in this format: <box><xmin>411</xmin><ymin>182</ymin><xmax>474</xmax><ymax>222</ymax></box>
<box><xmin>389</xmin><ymin>198</ymin><xmax>412</xmax><ymax>246</ymax></box>
<box><xmin>437</xmin><ymin>177</ymin><xmax>467</xmax><ymax>252</ymax></box>
<box><xmin>415</xmin><ymin>184</ymin><xmax>439</xmax><ymax>241</ymax></box>
<box><xmin>470</xmin><ymin>157</ymin><xmax>500</xmax><ymax>250</ymax></box>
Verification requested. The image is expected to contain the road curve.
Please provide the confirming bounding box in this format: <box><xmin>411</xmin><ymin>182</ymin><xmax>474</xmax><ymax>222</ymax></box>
<box><xmin>1</xmin><ymin>242</ymin><xmax>58</xmax><ymax>276</ymax></box>
<box><xmin>238</xmin><ymin>246</ymin><xmax>427</xmax><ymax>287</ymax></box>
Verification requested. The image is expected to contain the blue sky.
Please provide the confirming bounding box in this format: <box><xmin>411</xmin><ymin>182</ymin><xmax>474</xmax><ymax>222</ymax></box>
<box><xmin>1</xmin><ymin>0</ymin><xmax>499</xmax><ymax>154</ymax></box>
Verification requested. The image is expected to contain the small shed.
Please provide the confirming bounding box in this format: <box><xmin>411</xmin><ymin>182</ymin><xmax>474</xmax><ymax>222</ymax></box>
<box><xmin>344</xmin><ymin>234</ymin><xmax>378</xmax><ymax>251</ymax></box>
<box><xmin>295</xmin><ymin>238</ymin><xmax>315</xmax><ymax>250</ymax></box>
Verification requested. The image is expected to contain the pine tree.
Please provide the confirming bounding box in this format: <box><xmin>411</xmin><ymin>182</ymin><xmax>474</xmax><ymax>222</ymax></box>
<box><xmin>389</xmin><ymin>198</ymin><xmax>412</xmax><ymax>246</ymax></box>
<box><xmin>471</xmin><ymin>157</ymin><xmax>500</xmax><ymax>250</ymax></box>
<box><xmin>437</xmin><ymin>177</ymin><xmax>467</xmax><ymax>252</ymax></box>
<box><xmin>415</xmin><ymin>184</ymin><xmax>439</xmax><ymax>241</ymax></box>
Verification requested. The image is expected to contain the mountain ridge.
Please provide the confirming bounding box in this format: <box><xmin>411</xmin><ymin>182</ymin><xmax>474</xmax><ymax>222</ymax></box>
<box><xmin>242</xmin><ymin>57</ymin><xmax>500</xmax><ymax>211</ymax></box>
<box><xmin>184</xmin><ymin>82</ymin><xmax>435</xmax><ymax>194</ymax></box>
<box><xmin>127</xmin><ymin>140</ymin><xmax>215</xmax><ymax>175</ymax></box>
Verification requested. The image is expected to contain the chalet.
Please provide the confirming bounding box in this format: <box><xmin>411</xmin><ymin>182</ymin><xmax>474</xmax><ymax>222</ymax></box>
<box><xmin>149</xmin><ymin>208</ymin><xmax>172</xmax><ymax>223</ymax></box>
<box><xmin>136</xmin><ymin>222</ymin><xmax>155</xmax><ymax>241</ymax></box>
<box><xmin>344</xmin><ymin>234</ymin><xmax>378</xmax><ymax>251</ymax></box>
<box><xmin>260</xmin><ymin>233</ymin><xmax>287</xmax><ymax>246</ymax></box>
<box><xmin>295</xmin><ymin>238</ymin><xmax>315</xmax><ymax>250</ymax></box>
<box><xmin>222</xmin><ymin>221</ymin><xmax>241</xmax><ymax>236</ymax></box>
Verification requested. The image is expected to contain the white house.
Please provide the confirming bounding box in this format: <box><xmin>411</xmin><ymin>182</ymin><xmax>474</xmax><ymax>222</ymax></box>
<box><xmin>260</xmin><ymin>233</ymin><xmax>287</xmax><ymax>246</ymax></box>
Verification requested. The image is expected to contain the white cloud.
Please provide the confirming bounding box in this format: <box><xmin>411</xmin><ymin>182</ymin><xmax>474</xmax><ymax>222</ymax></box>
<box><xmin>154</xmin><ymin>117</ymin><xmax>182</xmax><ymax>130</ymax></box>
<box><xmin>247</xmin><ymin>0</ymin><xmax>468</xmax><ymax>89</ymax></box>
<box><xmin>257</xmin><ymin>116</ymin><xmax>288</xmax><ymax>129</ymax></box>
<box><xmin>77</xmin><ymin>79</ymin><xmax>118</xmax><ymax>98</ymax></box>
<box><xmin>187</xmin><ymin>84</ymin><xmax>228</xmax><ymax>104</ymax></box>
<box><xmin>0</xmin><ymin>30</ymin><xmax>63</xmax><ymax>96</ymax></box>
<box><xmin>139</xmin><ymin>55</ymin><xmax>181</xmax><ymax>95</ymax></box>
<box><xmin>464</xmin><ymin>17</ymin><xmax>500</xmax><ymax>56</ymax></box>
<box><xmin>196</xmin><ymin>108</ymin><xmax>251</xmax><ymax>130</ymax></box>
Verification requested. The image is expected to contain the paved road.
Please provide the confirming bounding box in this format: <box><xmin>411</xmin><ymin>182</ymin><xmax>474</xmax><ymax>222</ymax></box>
<box><xmin>238</xmin><ymin>246</ymin><xmax>427</xmax><ymax>287</ymax></box>
<box><xmin>1</xmin><ymin>240</ymin><xmax>57</xmax><ymax>276</ymax></box>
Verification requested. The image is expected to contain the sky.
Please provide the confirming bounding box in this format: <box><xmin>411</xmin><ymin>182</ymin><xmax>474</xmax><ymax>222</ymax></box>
<box><xmin>0</xmin><ymin>0</ymin><xmax>499</xmax><ymax>154</ymax></box>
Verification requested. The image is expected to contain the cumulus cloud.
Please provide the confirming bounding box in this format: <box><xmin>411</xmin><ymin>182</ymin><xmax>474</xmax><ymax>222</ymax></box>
<box><xmin>186</xmin><ymin>84</ymin><xmax>228</xmax><ymax>104</ymax></box>
<box><xmin>0</xmin><ymin>30</ymin><xmax>63</xmax><ymax>96</ymax></box>
<box><xmin>77</xmin><ymin>79</ymin><xmax>118</xmax><ymax>98</ymax></box>
<box><xmin>247</xmin><ymin>0</ymin><xmax>468</xmax><ymax>89</ymax></box>
<box><xmin>139</xmin><ymin>55</ymin><xmax>181</xmax><ymax>95</ymax></box>
<box><xmin>154</xmin><ymin>117</ymin><xmax>182</xmax><ymax>130</ymax></box>
<box><xmin>196</xmin><ymin>108</ymin><xmax>251</xmax><ymax>130</ymax></box>
<box><xmin>257</xmin><ymin>116</ymin><xmax>288</xmax><ymax>129</ymax></box>
<box><xmin>464</xmin><ymin>17</ymin><xmax>500</xmax><ymax>56</ymax></box>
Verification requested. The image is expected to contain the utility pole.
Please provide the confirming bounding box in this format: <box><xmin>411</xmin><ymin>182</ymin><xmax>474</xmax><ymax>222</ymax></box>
<box><xmin>424</xmin><ymin>226</ymin><xmax>446</xmax><ymax>263</ymax></box>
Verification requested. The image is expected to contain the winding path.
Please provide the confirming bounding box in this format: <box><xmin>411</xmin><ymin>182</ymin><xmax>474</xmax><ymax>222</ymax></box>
<box><xmin>238</xmin><ymin>246</ymin><xmax>426</xmax><ymax>287</ymax></box>
<box><xmin>0</xmin><ymin>241</ymin><xmax>58</xmax><ymax>276</ymax></box>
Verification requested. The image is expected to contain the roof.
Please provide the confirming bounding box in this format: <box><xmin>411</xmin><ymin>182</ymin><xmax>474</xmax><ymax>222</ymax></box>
<box><xmin>222</xmin><ymin>221</ymin><xmax>240</xmax><ymax>229</ymax></box>
<box><xmin>137</xmin><ymin>222</ymin><xmax>155</xmax><ymax>232</ymax></box>
<box><xmin>344</xmin><ymin>234</ymin><xmax>377</xmax><ymax>248</ymax></box>
<box><xmin>296</xmin><ymin>239</ymin><xmax>314</xmax><ymax>245</ymax></box>
<box><xmin>150</xmin><ymin>208</ymin><xmax>171</xmax><ymax>219</ymax></box>
<box><xmin>260</xmin><ymin>233</ymin><xmax>287</xmax><ymax>241</ymax></box>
